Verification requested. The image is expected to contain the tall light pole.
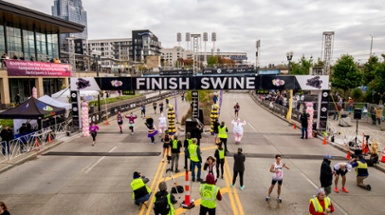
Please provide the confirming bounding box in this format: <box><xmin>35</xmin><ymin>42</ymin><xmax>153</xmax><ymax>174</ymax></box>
<box><xmin>370</xmin><ymin>34</ymin><xmax>373</xmax><ymax>57</ymax></box>
<box><xmin>256</xmin><ymin>39</ymin><xmax>260</xmax><ymax>70</ymax></box>
<box><xmin>286</xmin><ymin>51</ymin><xmax>294</xmax><ymax>74</ymax></box>
<box><xmin>66</xmin><ymin>37</ymin><xmax>76</xmax><ymax>77</ymax></box>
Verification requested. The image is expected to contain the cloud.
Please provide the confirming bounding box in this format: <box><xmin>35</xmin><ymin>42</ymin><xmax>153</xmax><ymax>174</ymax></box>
<box><xmin>6</xmin><ymin>0</ymin><xmax>385</xmax><ymax>67</ymax></box>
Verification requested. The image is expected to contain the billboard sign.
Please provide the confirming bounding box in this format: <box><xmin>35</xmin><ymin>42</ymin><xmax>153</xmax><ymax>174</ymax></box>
<box><xmin>6</xmin><ymin>60</ymin><xmax>71</xmax><ymax>77</ymax></box>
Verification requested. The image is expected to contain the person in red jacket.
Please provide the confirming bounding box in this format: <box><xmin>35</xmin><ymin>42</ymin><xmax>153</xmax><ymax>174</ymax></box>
<box><xmin>309</xmin><ymin>188</ymin><xmax>334</xmax><ymax>215</ymax></box>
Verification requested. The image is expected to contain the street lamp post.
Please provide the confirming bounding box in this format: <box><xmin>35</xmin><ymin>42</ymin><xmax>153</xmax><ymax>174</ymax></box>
<box><xmin>92</xmin><ymin>51</ymin><xmax>101</xmax><ymax>113</ymax></box>
<box><xmin>370</xmin><ymin>35</ymin><xmax>373</xmax><ymax>57</ymax></box>
<box><xmin>66</xmin><ymin>37</ymin><xmax>76</xmax><ymax>77</ymax></box>
<box><xmin>286</xmin><ymin>51</ymin><xmax>294</xmax><ymax>74</ymax></box>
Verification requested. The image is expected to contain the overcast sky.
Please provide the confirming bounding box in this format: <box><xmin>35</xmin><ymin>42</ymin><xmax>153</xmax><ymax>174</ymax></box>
<box><xmin>7</xmin><ymin>0</ymin><xmax>385</xmax><ymax>67</ymax></box>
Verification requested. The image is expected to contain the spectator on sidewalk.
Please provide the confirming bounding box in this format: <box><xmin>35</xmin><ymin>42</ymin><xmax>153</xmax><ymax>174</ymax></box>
<box><xmin>375</xmin><ymin>105</ymin><xmax>383</xmax><ymax>125</ymax></box>
<box><xmin>1</xmin><ymin>126</ymin><xmax>14</xmax><ymax>155</ymax></box>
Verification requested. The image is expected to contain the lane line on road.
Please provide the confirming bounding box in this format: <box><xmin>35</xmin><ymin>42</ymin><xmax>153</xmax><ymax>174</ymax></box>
<box><xmin>83</xmin><ymin>146</ymin><xmax>117</xmax><ymax>174</ymax></box>
<box><xmin>143</xmin><ymin>158</ymin><xmax>168</xmax><ymax>215</ymax></box>
<box><xmin>248</xmin><ymin>123</ymin><xmax>257</xmax><ymax>131</ymax></box>
<box><xmin>225</xmin><ymin>157</ymin><xmax>245</xmax><ymax>215</ymax></box>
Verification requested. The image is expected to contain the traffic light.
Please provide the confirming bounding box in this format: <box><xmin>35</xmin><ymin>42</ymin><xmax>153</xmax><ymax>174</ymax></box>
<box><xmin>74</xmin><ymin>39</ymin><xmax>84</xmax><ymax>55</ymax></box>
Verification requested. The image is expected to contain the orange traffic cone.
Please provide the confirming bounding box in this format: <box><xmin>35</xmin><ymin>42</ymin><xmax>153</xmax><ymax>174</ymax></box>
<box><xmin>35</xmin><ymin>138</ymin><xmax>40</xmax><ymax>147</ymax></box>
<box><xmin>105</xmin><ymin>120</ymin><xmax>109</xmax><ymax>125</ymax></box>
<box><xmin>293</xmin><ymin>123</ymin><xmax>297</xmax><ymax>129</ymax></box>
<box><xmin>346</xmin><ymin>150</ymin><xmax>351</xmax><ymax>160</ymax></box>
<box><xmin>323</xmin><ymin>137</ymin><xmax>327</xmax><ymax>145</ymax></box>
<box><xmin>48</xmin><ymin>134</ymin><xmax>52</xmax><ymax>143</ymax></box>
<box><xmin>381</xmin><ymin>148</ymin><xmax>385</xmax><ymax>163</ymax></box>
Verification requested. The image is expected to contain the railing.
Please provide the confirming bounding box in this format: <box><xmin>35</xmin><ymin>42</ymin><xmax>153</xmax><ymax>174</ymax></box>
<box><xmin>0</xmin><ymin>121</ymin><xmax>68</xmax><ymax>163</ymax></box>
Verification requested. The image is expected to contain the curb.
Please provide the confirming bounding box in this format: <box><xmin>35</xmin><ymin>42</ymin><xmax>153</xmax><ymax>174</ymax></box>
<box><xmin>0</xmin><ymin>139</ymin><xmax>64</xmax><ymax>174</ymax></box>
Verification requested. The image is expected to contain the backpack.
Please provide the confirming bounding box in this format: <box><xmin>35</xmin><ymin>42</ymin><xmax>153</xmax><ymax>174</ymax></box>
<box><xmin>154</xmin><ymin>192</ymin><xmax>170</xmax><ymax>215</ymax></box>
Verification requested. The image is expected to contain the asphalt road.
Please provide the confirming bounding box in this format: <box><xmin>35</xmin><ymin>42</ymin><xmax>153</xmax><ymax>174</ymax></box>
<box><xmin>0</xmin><ymin>92</ymin><xmax>384</xmax><ymax>215</ymax></box>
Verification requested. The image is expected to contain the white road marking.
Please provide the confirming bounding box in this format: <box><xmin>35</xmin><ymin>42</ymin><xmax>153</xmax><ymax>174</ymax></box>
<box><xmin>83</xmin><ymin>146</ymin><xmax>117</xmax><ymax>174</ymax></box>
<box><xmin>248</xmin><ymin>123</ymin><xmax>257</xmax><ymax>131</ymax></box>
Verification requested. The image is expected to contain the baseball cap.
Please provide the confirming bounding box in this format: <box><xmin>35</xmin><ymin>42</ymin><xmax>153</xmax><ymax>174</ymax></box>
<box><xmin>324</xmin><ymin>154</ymin><xmax>332</xmax><ymax>159</ymax></box>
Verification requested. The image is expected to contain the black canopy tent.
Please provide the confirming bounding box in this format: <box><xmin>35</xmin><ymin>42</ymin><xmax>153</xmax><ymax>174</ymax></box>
<box><xmin>0</xmin><ymin>97</ymin><xmax>66</xmax><ymax>130</ymax></box>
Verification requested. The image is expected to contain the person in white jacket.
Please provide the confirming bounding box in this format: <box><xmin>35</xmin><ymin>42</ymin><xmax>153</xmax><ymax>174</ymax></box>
<box><xmin>231</xmin><ymin>118</ymin><xmax>246</xmax><ymax>144</ymax></box>
<box><xmin>158</xmin><ymin>113</ymin><xmax>167</xmax><ymax>137</ymax></box>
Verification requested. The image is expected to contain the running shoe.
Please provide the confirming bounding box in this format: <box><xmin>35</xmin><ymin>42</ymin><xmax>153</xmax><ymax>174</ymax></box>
<box><xmin>334</xmin><ymin>187</ymin><xmax>339</xmax><ymax>193</ymax></box>
<box><xmin>342</xmin><ymin>187</ymin><xmax>349</xmax><ymax>193</ymax></box>
<box><xmin>162</xmin><ymin>158</ymin><xmax>164</xmax><ymax>162</ymax></box>
<box><xmin>277</xmin><ymin>197</ymin><xmax>282</xmax><ymax>203</ymax></box>
<box><xmin>240</xmin><ymin>185</ymin><xmax>245</xmax><ymax>190</ymax></box>
<box><xmin>265</xmin><ymin>196</ymin><xmax>270</xmax><ymax>201</ymax></box>
<box><xmin>230</xmin><ymin>184</ymin><xmax>234</xmax><ymax>188</ymax></box>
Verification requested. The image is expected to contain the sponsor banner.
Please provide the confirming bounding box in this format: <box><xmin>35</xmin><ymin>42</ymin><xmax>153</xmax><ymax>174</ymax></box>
<box><xmin>94</xmin><ymin>77</ymin><xmax>133</xmax><ymax>91</ymax></box>
<box><xmin>191</xmin><ymin>90</ymin><xmax>199</xmax><ymax>119</ymax></box>
<box><xmin>70</xmin><ymin>77</ymin><xmax>101</xmax><ymax>91</ymax></box>
<box><xmin>202</xmin><ymin>68</ymin><xmax>255</xmax><ymax>75</ymax></box>
<box><xmin>318</xmin><ymin>90</ymin><xmax>330</xmax><ymax>131</ymax></box>
<box><xmin>70</xmin><ymin>91</ymin><xmax>80</xmax><ymax>130</ymax></box>
<box><xmin>260</xmin><ymin>75</ymin><xmax>299</xmax><ymax>90</ymax></box>
<box><xmin>77</xmin><ymin>75</ymin><xmax>329</xmax><ymax>91</ymax></box>
<box><xmin>195</xmin><ymin>76</ymin><xmax>257</xmax><ymax>90</ymax></box>
<box><xmin>6</xmin><ymin>60</ymin><xmax>71</xmax><ymax>77</ymax></box>
<box><xmin>160</xmin><ymin>70</ymin><xmax>193</xmax><ymax>76</ymax></box>
<box><xmin>258</xmin><ymin>70</ymin><xmax>280</xmax><ymax>75</ymax></box>
<box><xmin>295</xmin><ymin>75</ymin><xmax>329</xmax><ymax>90</ymax></box>
<box><xmin>135</xmin><ymin>77</ymin><xmax>193</xmax><ymax>90</ymax></box>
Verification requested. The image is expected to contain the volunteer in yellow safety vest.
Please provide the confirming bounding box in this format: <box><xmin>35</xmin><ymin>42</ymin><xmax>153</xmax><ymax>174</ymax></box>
<box><xmin>153</xmin><ymin>181</ymin><xmax>177</xmax><ymax>215</ymax></box>
<box><xmin>350</xmin><ymin>155</ymin><xmax>371</xmax><ymax>191</ymax></box>
<box><xmin>199</xmin><ymin>174</ymin><xmax>222</xmax><ymax>215</ymax></box>
<box><xmin>131</xmin><ymin>171</ymin><xmax>151</xmax><ymax>205</ymax></box>
<box><xmin>217</xmin><ymin>121</ymin><xmax>229</xmax><ymax>153</ymax></box>
<box><xmin>187</xmin><ymin>138</ymin><xmax>203</xmax><ymax>182</ymax></box>
<box><xmin>309</xmin><ymin>188</ymin><xmax>334</xmax><ymax>215</ymax></box>
<box><xmin>184</xmin><ymin>132</ymin><xmax>193</xmax><ymax>171</ymax></box>
<box><xmin>170</xmin><ymin>135</ymin><xmax>182</xmax><ymax>173</ymax></box>
<box><xmin>214</xmin><ymin>143</ymin><xmax>225</xmax><ymax>179</ymax></box>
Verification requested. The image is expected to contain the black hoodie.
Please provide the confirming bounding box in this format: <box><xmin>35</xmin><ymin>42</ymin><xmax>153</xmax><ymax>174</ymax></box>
<box><xmin>320</xmin><ymin>159</ymin><xmax>333</xmax><ymax>187</ymax></box>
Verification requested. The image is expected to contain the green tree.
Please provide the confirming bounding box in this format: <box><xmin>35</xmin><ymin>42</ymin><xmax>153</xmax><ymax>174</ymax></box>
<box><xmin>290</xmin><ymin>55</ymin><xmax>313</xmax><ymax>75</ymax></box>
<box><xmin>330</xmin><ymin>54</ymin><xmax>362</xmax><ymax>97</ymax></box>
<box><xmin>207</xmin><ymin>56</ymin><xmax>219</xmax><ymax>67</ymax></box>
<box><xmin>371</xmin><ymin>61</ymin><xmax>385</xmax><ymax>95</ymax></box>
<box><xmin>362</xmin><ymin>55</ymin><xmax>379</xmax><ymax>87</ymax></box>
<box><xmin>351</xmin><ymin>88</ymin><xmax>364</xmax><ymax>102</ymax></box>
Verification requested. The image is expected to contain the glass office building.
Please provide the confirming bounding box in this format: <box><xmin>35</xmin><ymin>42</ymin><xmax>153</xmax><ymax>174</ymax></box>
<box><xmin>0</xmin><ymin>1</ymin><xmax>84</xmax><ymax>108</ymax></box>
<box><xmin>52</xmin><ymin>0</ymin><xmax>88</xmax><ymax>49</ymax></box>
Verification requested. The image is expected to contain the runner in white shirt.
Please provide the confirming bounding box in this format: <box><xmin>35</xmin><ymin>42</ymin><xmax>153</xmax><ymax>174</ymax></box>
<box><xmin>266</xmin><ymin>154</ymin><xmax>290</xmax><ymax>203</ymax></box>
<box><xmin>158</xmin><ymin>113</ymin><xmax>167</xmax><ymax>137</ymax></box>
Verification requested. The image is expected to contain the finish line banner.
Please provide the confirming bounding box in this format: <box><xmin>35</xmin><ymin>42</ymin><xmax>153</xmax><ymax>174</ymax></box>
<box><xmin>92</xmin><ymin>75</ymin><xmax>329</xmax><ymax>91</ymax></box>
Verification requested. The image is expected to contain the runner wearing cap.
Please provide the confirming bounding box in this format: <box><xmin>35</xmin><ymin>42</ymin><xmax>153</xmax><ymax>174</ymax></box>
<box><xmin>333</xmin><ymin>162</ymin><xmax>352</xmax><ymax>193</ymax></box>
<box><xmin>320</xmin><ymin>154</ymin><xmax>333</xmax><ymax>196</ymax></box>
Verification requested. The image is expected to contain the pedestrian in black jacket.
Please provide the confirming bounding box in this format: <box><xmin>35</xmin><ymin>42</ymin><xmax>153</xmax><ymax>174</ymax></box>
<box><xmin>320</xmin><ymin>154</ymin><xmax>333</xmax><ymax>196</ymax></box>
<box><xmin>1</xmin><ymin>126</ymin><xmax>13</xmax><ymax>155</ymax></box>
<box><xmin>231</xmin><ymin>148</ymin><xmax>246</xmax><ymax>190</ymax></box>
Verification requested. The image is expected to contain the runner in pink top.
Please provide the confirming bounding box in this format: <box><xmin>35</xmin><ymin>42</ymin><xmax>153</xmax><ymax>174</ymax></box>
<box><xmin>125</xmin><ymin>112</ymin><xmax>137</xmax><ymax>135</ymax></box>
<box><xmin>89</xmin><ymin>122</ymin><xmax>100</xmax><ymax>146</ymax></box>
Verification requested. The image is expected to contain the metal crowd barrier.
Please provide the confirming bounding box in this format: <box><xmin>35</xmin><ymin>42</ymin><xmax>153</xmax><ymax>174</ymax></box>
<box><xmin>0</xmin><ymin>121</ymin><xmax>68</xmax><ymax>163</ymax></box>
